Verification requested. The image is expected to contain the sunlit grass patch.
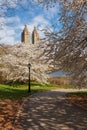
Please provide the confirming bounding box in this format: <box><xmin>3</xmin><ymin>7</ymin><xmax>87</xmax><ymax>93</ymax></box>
<box><xmin>0</xmin><ymin>82</ymin><xmax>57</xmax><ymax>99</ymax></box>
<box><xmin>67</xmin><ymin>91</ymin><xmax>87</xmax><ymax>96</ymax></box>
<box><xmin>0</xmin><ymin>84</ymin><xmax>28</xmax><ymax>99</ymax></box>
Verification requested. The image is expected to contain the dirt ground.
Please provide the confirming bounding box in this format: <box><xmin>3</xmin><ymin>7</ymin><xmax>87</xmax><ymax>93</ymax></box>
<box><xmin>66</xmin><ymin>95</ymin><xmax>87</xmax><ymax>110</ymax></box>
<box><xmin>0</xmin><ymin>99</ymin><xmax>22</xmax><ymax>130</ymax></box>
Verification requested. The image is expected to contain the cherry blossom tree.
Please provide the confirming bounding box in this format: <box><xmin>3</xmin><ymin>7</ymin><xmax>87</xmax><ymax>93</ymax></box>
<box><xmin>0</xmin><ymin>42</ymin><xmax>54</xmax><ymax>83</ymax></box>
<box><xmin>37</xmin><ymin>0</ymin><xmax>87</xmax><ymax>88</ymax></box>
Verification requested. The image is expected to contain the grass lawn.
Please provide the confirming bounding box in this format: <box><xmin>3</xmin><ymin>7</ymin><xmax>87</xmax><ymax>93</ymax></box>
<box><xmin>67</xmin><ymin>91</ymin><xmax>87</xmax><ymax>96</ymax></box>
<box><xmin>0</xmin><ymin>82</ymin><xmax>57</xmax><ymax>99</ymax></box>
<box><xmin>0</xmin><ymin>82</ymin><xmax>73</xmax><ymax>99</ymax></box>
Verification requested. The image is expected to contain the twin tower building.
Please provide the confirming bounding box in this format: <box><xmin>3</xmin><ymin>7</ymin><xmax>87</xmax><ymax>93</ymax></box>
<box><xmin>21</xmin><ymin>25</ymin><xmax>39</xmax><ymax>44</ymax></box>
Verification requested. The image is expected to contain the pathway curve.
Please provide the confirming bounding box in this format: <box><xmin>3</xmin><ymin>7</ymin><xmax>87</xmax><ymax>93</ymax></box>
<box><xmin>14</xmin><ymin>89</ymin><xmax>87</xmax><ymax>130</ymax></box>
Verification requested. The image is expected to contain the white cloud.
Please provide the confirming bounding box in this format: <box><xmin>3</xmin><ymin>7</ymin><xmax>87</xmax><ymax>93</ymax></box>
<box><xmin>6</xmin><ymin>16</ymin><xmax>20</xmax><ymax>24</ymax></box>
<box><xmin>0</xmin><ymin>16</ymin><xmax>21</xmax><ymax>44</ymax></box>
<box><xmin>0</xmin><ymin>36</ymin><xmax>15</xmax><ymax>45</ymax></box>
<box><xmin>33</xmin><ymin>15</ymin><xmax>49</xmax><ymax>25</ymax></box>
<box><xmin>27</xmin><ymin>15</ymin><xmax>50</xmax><ymax>31</ymax></box>
<box><xmin>0</xmin><ymin>26</ymin><xmax>16</xmax><ymax>44</ymax></box>
<box><xmin>0</xmin><ymin>28</ymin><xmax>15</xmax><ymax>38</ymax></box>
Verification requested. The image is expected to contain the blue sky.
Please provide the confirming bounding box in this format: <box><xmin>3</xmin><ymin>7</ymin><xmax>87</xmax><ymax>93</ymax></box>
<box><xmin>0</xmin><ymin>1</ymin><xmax>60</xmax><ymax>44</ymax></box>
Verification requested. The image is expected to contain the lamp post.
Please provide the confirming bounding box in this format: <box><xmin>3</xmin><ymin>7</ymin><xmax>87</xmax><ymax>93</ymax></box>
<box><xmin>28</xmin><ymin>63</ymin><xmax>31</xmax><ymax>93</ymax></box>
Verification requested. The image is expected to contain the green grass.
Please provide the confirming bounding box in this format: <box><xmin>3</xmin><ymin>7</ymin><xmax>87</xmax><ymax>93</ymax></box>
<box><xmin>68</xmin><ymin>91</ymin><xmax>87</xmax><ymax>96</ymax></box>
<box><xmin>0</xmin><ymin>84</ymin><xmax>28</xmax><ymax>99</ymax></box>
<box><xmin>55</xmin><ymin>84</ymin><xmax>73</xmax><ymax>89</ymax></box>
<box><xmin>0</xmin><ymin>82</ymin><xmax>58</xmax><ymax>99</ymax></box>
<box><xmin>0</xmin><ymin>82</ymin><xmax>74</xmax><ymax>99</ymax></box>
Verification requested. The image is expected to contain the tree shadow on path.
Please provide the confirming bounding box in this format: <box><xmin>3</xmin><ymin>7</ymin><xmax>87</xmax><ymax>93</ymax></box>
<box><xmin>14</xmin><ymin>91</ymin><xmax>87</xmax><ymax>130</ymax></box>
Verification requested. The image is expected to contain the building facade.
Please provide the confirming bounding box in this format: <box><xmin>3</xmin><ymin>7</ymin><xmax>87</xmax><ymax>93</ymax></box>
<box><xmin>21</xmin><ymin>25</ymin><xmax>30</xmax><ymax>44</ymax></box>
<box><xmin>32</xmin><ymin>26</ymin><xmax>39</xmax><ymax>44</ymax></box>
<box><xmin>21</xmin><ymin>25</ymin><xmax>39</xmax><ymax>44</ymax></box>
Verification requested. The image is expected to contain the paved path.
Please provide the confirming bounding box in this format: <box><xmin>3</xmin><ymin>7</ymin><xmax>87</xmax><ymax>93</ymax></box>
<box><xmin>14</xmin><ymin>90</ymin><xmax>87</xmax><ymax>130</ymax></box>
